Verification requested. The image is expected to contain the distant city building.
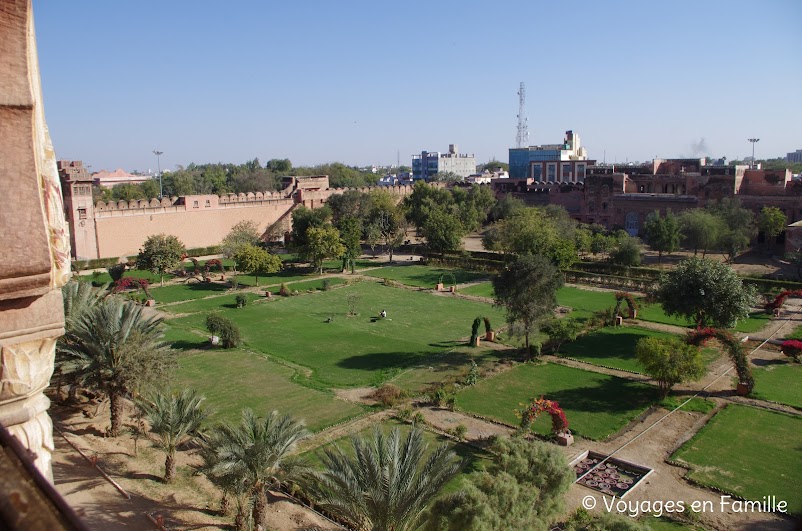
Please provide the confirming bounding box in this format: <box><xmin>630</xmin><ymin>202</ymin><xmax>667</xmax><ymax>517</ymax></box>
<box><xmin>412</xmin><ymin>144</ymin><xmax>476</xmax><ymax>181</ymax></box>
<box><xmin>466</xmin><ymin>169</ymin><xmax>509</xmax><ymax>184</ymax></box>
<box><xmin>377</xmin><ymin>172</ymin><xmax>414</xmax><ymax>187</ymax></box>
<box><xmin>787</xmin><ymin>149</ymin><xmax>802</xmax><ymax>163</ymax></box>
<box><xmin>92</xmin><ymin>167</ymin><xmax>153</xmax><ymax>188</ymax></box>
<box><xmin>509</xmin><ymin>130</ymin><xmax>594</xmax><ymax>182</ymax></box>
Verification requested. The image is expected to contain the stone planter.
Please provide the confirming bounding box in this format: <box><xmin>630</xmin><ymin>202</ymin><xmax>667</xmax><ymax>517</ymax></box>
<box><xmin>264</xmin><ymin>291</ymin><xmax>272</xmax><ymax>298</ymax></box>
<box><xmin>472</xmin><ymin>337</ymin><xmax>481</xmax><ymax>347</ymax></box>
<box><xmin>436</xmin><ymin>283</ymin><xmax>444</xmax><ymax>291</ymax></box>
<box><xmin>449</xmin><ymin>286</ymin><xmax>456</xmax><ymax>293</ymax></box>
<box><xmin>145</xmin><ymin>299</ymin><xmax>156</xmax><ymax>307</ymax></box>
<box><xmin>615</xmin><ymin>316</ymin><xmax>624</xmax><ymax>327</ymax></box>
<box><xmin>485</xmin><ymin>331</ymin><xmax>495</xmax><ymax>342</ymax></box>
<box><xmin>630</xmin><ymin>309</ymin><xmax>637</xmax><ymax>319</ymax></box>
<box><xmin>210</xmin><ymin>335</ymin><xmax>220</xmax><ymax>346</ymax></box>
<box><xmin>556</xmin><ymin>431</ymin><xmax>574</xmax><ymax>446</ymax></box>
<box><xmin>736</xmin><ymin>382</ymin><xmax>750</xmax><ymax>396</ymax></box>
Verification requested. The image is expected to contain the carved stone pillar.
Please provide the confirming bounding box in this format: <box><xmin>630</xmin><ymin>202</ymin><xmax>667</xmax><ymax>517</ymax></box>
<box><xmin>0</xmin><ymin>0</ymin><xmax>72</xmax><ymax>481</ymax></box>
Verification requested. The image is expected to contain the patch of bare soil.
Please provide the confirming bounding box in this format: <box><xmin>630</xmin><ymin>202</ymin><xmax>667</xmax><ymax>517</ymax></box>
<box><xmin>418</xmin><ymin>406</ymin><xmax>513</xmax><ymax>442</ymax></box>
<box><xmin>51</xmin><ymin>400</ymin><xmax>340</xmax><ymax>530</ymax></box>
<box><xmin>333</xmin><ymin>387</ymin><xmax>380</xmax><ymax>406</ymax></box>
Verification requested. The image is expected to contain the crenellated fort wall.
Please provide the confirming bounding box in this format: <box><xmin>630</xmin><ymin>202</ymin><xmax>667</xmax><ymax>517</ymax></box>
<box><xmin>58</xmin><ymin>166</ymin><xmax>416</xmax><ymax>260</ymax></box>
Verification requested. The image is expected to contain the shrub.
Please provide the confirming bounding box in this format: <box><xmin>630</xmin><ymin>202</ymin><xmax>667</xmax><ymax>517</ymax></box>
<box><xmin>452</xmin><ymin>424</ymin><xmax>468</xmax><ymax>441</ymax></box>
<box><xmin>279</xmin><ymin>283</ymin><xmax>290</xmax><ymax>297</ymax></box>
<box><xmin>107</xmin><ymin>263</ymin><xmax>126</xmax><ymax>282</ymax></box>
<box><xmin>412</xmin><ymin>412</ymin><xmax>426</xmax><ymax>425</ymax></box>
<box><xmin>369</xmin><ymin>384</ymin><xmax>405</xmax><ymax>407</ymax></box>
<box><xmin>322</xmin><ymin>278</ymin><xmax>331</xmax><ymax>291</ymax></box>
<box><xmin>235</xmin><ymin>294</ymin><xmax>248</xmax><ymax>308</ymax></box>
<box><xmin>465</xmin><ymin>360</ymin><xmax>479</xmax><ymax>386</ymax></box>
<box><xmin>229</xmin><ymin>277</ymin><xmax>239</xmax><ymax>290</ymax></box>
<box><xmin>781</xmin><ymin>339</ymin><xmax>802</xmax><ymax>362</ymax></box>
<box><xmin>397</xmin><ymin>407</ymin><xmax>413</xmax><ymax>421</ymax></box>
<box><xmin>205</xmin><ymin>313</ymin><xmax>241</xmax><ymax>348</ymax></box>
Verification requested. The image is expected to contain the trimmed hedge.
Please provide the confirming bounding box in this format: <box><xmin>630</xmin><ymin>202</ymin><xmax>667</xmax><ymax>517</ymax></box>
<box><xmin>71</xmin><ymin>245</ymin><xmax>222</xmax><ymax>272</ymax></box>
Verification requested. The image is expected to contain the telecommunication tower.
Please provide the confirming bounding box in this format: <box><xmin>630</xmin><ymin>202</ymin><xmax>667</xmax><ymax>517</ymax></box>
<box><xmin>516</xmin><ymin>82</ymin><xmax>529</xmax><ymax>148</ymax></box>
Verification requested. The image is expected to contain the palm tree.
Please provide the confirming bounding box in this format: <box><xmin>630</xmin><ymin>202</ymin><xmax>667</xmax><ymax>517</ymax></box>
<box><xmin>60</xmin><ymin>297</ymin><xmax>175</xmax><ymax>436</ymax></box>
<box><xmin>139</xmin><ymin>388</ymin><xmax>210</xmax><ymax>482</ymax></box>
<box><xmin>202</xmin><ymin>409</ymin><xmax>310</xmax><ymax>531</ymax></box>
<box><xmin>305</xmin><ymin>427</ymin><xmax>462</xmax><ymax>531</ymax></box>
<box><xmin>56</xmin><ymin>281</ymin><xmax>105</xmax><ymax>399</ymax></box>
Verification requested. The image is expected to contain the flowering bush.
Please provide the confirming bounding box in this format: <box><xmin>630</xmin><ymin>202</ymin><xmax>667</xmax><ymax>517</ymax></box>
<box><xmin>766</xmin><ymin>289</ymin><xmax>802</xmax><ymax>312</ymax></box>
<box><xmin>518</xmin><ymin>397</ymin><xmax>569</xmax><ymax>435</ymax></box>
<box><xmin>781</xmin><ymin>340</ymin><xmax>802</xmax><ymax>361</ymax></box>
<box><xmin>112</xmin><ymin>277</ymin><xmax>151</xmax><ymax>299</ymax></box>
<box><xmin>613</xmin><ymin>291</ymin><xmax>638</xmax><ymax>318</ymax></box>
<box><xmin>687</xmin><ymin>327</ymin><xmax>753</xmax><ymax>392</ymax></box>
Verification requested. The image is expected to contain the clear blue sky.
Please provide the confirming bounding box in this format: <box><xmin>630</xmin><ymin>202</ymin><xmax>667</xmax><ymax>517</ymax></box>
<box><xmin>34</xmin><ymin>0</ymin><xmax>802</xmax><ymax>173</ymax></box>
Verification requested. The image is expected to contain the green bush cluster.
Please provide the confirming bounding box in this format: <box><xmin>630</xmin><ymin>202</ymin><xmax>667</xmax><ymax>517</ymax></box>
<box><xmin>235</xmin><ymin>294</ymin><xmax>248</xmax><ymax>308</ymax></box>
<box><xmin>205</xmin><ymin>313</ymin><xmax>241</xmax><ymax>348</ymax></box>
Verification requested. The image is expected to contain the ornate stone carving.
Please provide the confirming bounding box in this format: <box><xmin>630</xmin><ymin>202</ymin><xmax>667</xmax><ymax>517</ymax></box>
<box><xmin>0</xmin><ymin>0</ymin><xmax>69</xmax><ymax>482</ymax></box>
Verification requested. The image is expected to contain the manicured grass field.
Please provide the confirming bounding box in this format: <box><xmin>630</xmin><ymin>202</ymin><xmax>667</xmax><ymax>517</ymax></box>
<box><xmin>752</xmin><ymin>362</ymin><xmax>802</xmax><ymax>409</ymax></box>
<box><xmin>173</xmin><ymin>350</ymin><xmax>364</xmax><ymax>431</ymax></box>
<box><xmin>557</xmin><ymin>326</ymin><xmax>719</xmax><ymax>373</ymax></box>
<box><xmin>460</xmin><ymin>282</ymin><xmax>494</xmax><ymax>298</ymax></box>
<box><xmin>672</xmin><ymin>404</ymin><xmax>802</xmax><ymax>515</ymax></box>
<box><xmin>303</xmin><ymin>419</ymin><xmax>491</xmax><ymax>495</ymax></box>
<box><xmin>785</xmin><ymin>323</ymin><xmax>802</xmax><ymax>340</ymax></box>
<box><xmin>161</xmin><ymin>291</ymin><xmax>264</xmax><ymax>314</ymax></box>
<box><xmin>361</xmin><ymin>265</ymin><xmax>488</xmax><ymax>289</ymax></box>
<box><xmin>166</xmin><ymin>282</ymin><xmax>505</xmax><ymax>388</ymax></box>
<box><xmin>456</xmin><ymin>362</ymin><xmax>656</xmax><ymax>440</ymax></box>
<box><xmin>636</xmin><ymin>304</ymin><xmax>771</xmax><ymax>333</ymax></box>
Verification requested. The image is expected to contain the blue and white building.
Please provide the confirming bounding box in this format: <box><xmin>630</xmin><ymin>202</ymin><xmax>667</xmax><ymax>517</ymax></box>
<box><xmin>509</xmin><ymin>130</ymin><xmax>594</xmax><ymax>183</ymax></box>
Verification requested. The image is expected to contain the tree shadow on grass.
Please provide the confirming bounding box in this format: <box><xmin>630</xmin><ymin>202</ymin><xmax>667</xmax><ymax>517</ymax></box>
<box><xmin>171</xmin><ymin>339</ymin><xmax>209</xmax><ymax>351</ymax></box>
<box><xmin>544</xmin><ymin>378</ymin><xmax>656</xmax><ymax>415</ymax></box>
<box><xmin>337</xmin><ymin>351</ymin><xmax>429</xmax><ymax>373</ymax></box>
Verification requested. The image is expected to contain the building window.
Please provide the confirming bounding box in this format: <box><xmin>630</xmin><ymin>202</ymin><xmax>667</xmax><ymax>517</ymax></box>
<box><xmin>625</xmin><ymin>211</ymin><xmax>639</xmax><ymax>236</ymax></box>
<box><xmin>562</xmin><ymin>163</ymin><xmax>572</xmax><ymax>182</ymax></box>
<box><xmin>531</xmin><ymin>165</ymin><xmax>542</xmax><ymax>180</ymax></box>
<box><xmin>193</xmin><ymin>201</ymin><xmax>199</xmax><ymax>208</ymax></box>
<box><xmin>547</xmin><ymin>164</ymin><xmax>556</xmax><ymax>182</ymax></box>
<box><xmin>78</xmin><ymin>208</ymin><xmax>87</xmax><ymax>220</ymax></box>
<box><xmin>205</xmin><ymin>200</ymin><xmax>211</xmax><ymax>207</ymax></box>
<box><xmin>577</xmin><ymin>164</ymin><xmax>586</xmax><ymax>180</ymax></box>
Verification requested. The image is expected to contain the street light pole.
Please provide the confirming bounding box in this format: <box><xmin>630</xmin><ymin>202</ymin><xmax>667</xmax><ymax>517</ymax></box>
<box><xmin>153</xmin><ymin>150</ymin><xmax>163</xmax><ymax>198</ymax></box>
<box><xmin>747</xmin><ymin>138</ymin><xmax>759</xmax><ymax>169</ymax></box>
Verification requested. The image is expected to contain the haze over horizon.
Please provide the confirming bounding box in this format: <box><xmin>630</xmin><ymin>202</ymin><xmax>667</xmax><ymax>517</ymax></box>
<box><xmin>34</xmin><ymin>1</ymin><xmax>802</xmax><ymax>174</ymax></box>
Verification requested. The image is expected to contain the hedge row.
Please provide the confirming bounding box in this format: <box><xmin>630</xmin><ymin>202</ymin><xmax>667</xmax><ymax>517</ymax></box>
<box><xmin>71</xmin><ymin>245</ymin><xmax>222</xmax><ymax>272</ymax></box>
<box><xmin>563</xmin><ymin>270</ymin><xmax>657</xmax><ymax>292</ymax></box>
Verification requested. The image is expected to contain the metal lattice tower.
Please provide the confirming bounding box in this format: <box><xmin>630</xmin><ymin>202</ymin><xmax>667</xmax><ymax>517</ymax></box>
<box><xmin>516</xmin><ymin>82</ymin><xmax>529</xmax><ymax>148</ymax></box>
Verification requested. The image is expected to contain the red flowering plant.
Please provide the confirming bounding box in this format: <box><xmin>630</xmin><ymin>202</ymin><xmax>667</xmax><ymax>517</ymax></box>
<box><xmin>766</xmin><ymin>289</ymin><xmax>802</xmax><ymax>313</ymax></box>
<box><xmin>781</xmin><ymin>340</ymin><xmax>802</xmax><ymax>362</ymax></box>
<box><xmin>518</xmin><ymin>397</ymin><xmax>569</xmax><ymax>435</ymax></box>
<box><xmin>112</xmin><ymin>277</ymin><xmax>151</xmax><ymax>299</ymax></box>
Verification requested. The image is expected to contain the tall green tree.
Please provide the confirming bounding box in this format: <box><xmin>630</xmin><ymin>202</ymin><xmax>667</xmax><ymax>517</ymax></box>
<box><xmin>60</xmin><ymin>297</ymin><xmax>176</xmax><ymax>436</ymax></box>
<box><xmin>136</xmin><ymin>234</ymin><xmax>186</xmax><ymax>286</ymax></box>
<box><xmin>422</xmin><ymin>207</ymin><xmax>466</xmax><ymax>253</ymax></box>
<box><xmin>758</xmin><ymin>206</ymin><xmax>787</xmax><ymax>252</ymax></box>
<box><xmin>609</xmin><ymin>235</ymin><xmax>642</xmax><ymax>266</ymax></box>
<box><xmin>492</xmin><ymin>254</ymin><xmax>563</xmax><ymax>356</ymax></box>
<box><xmin>57</xmin><ymin>281</ymin><xmax>105</xmax><ymax>399</ymax></box>
<box><xmin>306</xmin><ymin>427</ymin><xmax>461</xmax><ymax>531</ymax></box>
<box><xmin>707</xmin><ymin>198</ymin><xmax>756</xmax><ymax>262</ymax></box>
<box><xmin>139</xmin><ymin>388</ymin><xmax>210</xmax><ymax>482</ymax></box>
<box><xmin>425</xmin><ymin>437</ymin><xmax>573</xmax><ymax>531</ymax></box>
<box><xmin>305</xmin><ymin>226</ymin><xmax>345</xmax><ymax>274</ymax></box>
<box><xmin>290</xmin><ymin>205</ymin><xmax>332</xmax><ymax>250</ymax></box>
<box><xmin>483</xmin><ymin>208</ymin><xmax>577</xmax><ymax>269</ymax></box>
<box><xmin>232</xmin><ymin>244</ymin><xmax>282</xmax><ymax>285</ymax></box>
<box><xmin>202</xmin><ymin>410</ymin><xmax>310</xmax><ymax>531</ymax></box>
<box><xmin>656</xmin><ymin>257</ymin><xmax>756</xmax><ymax>328</ymax></box>
<box><xmin>679</xmin><ymin>209</ymin><xmax>723</xmax><ymax>256</ymax></box>
<box><xmin>642</xmin><ymin>210</ymin><xmax>680</xmax><ymax>263</ymax></box>
<box><xmin>221</xmin><ymin>220</ymin><xmax>262</xmax><ymax>261</ymax></box>
<box><xmin>636</xmin><ymin>337</ymin><xmax>705</xmax><ymax>398</ymax></box>
<box><xmin>337</xmin><ymin>216</ymin><xmax>363</xmax><ymax>272</ymax></box>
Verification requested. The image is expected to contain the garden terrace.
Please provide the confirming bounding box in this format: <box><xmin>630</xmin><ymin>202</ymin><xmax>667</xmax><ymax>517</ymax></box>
<box><xmin>671</xmin><ymin>404</ymin><xmax>802</xmax><ymax>515</ymax></box>
<box><xmin>455</xmin><ymin>362</ymin><xmax>656</xmax><ymax>440</ymax></box>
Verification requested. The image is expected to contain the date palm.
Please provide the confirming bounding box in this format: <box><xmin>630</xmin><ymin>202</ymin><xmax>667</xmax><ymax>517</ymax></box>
<box><xmin>202</xmin><ymin>409</ymin><xmax>310</xmax><ymax>531</ymax></box>
<box><xmin>59</xmin><ymin>297</ymin><xmax>175</xmax><ymax>436</ymax></box>
<box><xmin>139</xmin><ymin>388</ymin><xmax>210</xmax><ymax>482</ymax></box>
<box><xmin>305</xmin><ymin>427</ymin><xmax>461</xmax><ymax>531</ymax></box>
<box><xmin>56</xmin><ymin>281</ymin><xmax>105</xmax><ymax>398</ymax></box>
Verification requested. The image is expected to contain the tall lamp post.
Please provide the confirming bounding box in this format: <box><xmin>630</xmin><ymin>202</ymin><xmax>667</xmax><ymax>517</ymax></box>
<box><xmin>153</xmin><ymin>150</ymin><xmax>163</xmax><ymax>198</ymax></box>
<box><xmin>747</xmin><ymin>138</ymin><xmax>759</xmax><ymax>169</ymax></box>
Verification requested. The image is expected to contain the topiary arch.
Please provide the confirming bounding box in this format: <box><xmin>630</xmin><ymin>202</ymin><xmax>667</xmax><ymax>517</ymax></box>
<box><xmin>766</xmin><ymin>289</ymin><xmax>802</xmax><ymax>313</ymax></box>
<box><xmin>687</xmin><ymin>327</ymin><xmax>753</xmax><ymax>394</ymax></box>
<box><xmin>613</xmin><ymin>291</ymin><xmax>638</xmax><ymax>319</ymax></box>
<box><xmin>437</xmin><ymin>272</ymin><xmax>457</xmax><ymax>290</ymax></box>
<box><xmin>518</xmin><ymin>396</ymin><xmax>569</xmax><ymax>435</ymax></box>
<box><xmin>204</xmin><ymin>259</ymin><xmax>225</xmax><ymax>281</ymax></box>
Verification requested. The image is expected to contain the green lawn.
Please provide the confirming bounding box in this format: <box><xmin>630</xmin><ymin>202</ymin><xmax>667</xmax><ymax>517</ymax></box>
<box><xmin>557</xmin><ymin>326</ymin><xmax>719</xmax><ymax>373</ymax></box>
<box><xmin>361</xmin><ymin>265</ymin><xmax>488</xmax><ymax>289</ymax></box>
<box><xmin>787</xmin><ymin>324</ymin><xmax>802</xmax><ymax>340</ymax></box>
<box><xmin>303</xmin><ymin>419</ymin><xmax>491</xmax><ymax>495</ymax></box>
<box><xmin>636</xmin><ymin>304</ymin><xmax>771</xmax><ymax>333</ymax></box>
<box><xmin>558</xmin><ymin>326</ymin><xmax>675</xmax><ymax>372</ymax></box>
<box><xmin>165</xmin><ymin>282</ymin><xmax>505</xmax><ymax>388</ymax></box>
<box><xmin>752</xmin><ymin>362</ymin><xmax>802</xmax><ymax>408</ymax></box>
<box><xmin>173</xmin><ymin>350</ymin><xmax>364</xmax><ymax>431</ymax></box>
<box><xmin>460</xmin><ymin>282</ymin><xmax>494</xmax><ymax>298</ymax></box>
<box><xmin>456</xmin><ymin>363</ymin><xmax>657</xmax><ymax>440</ymax></box>
<box><xmin>672</xmin><ymin>404</ymin><xmax>802</xmax><ymax>515</ymax></box>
